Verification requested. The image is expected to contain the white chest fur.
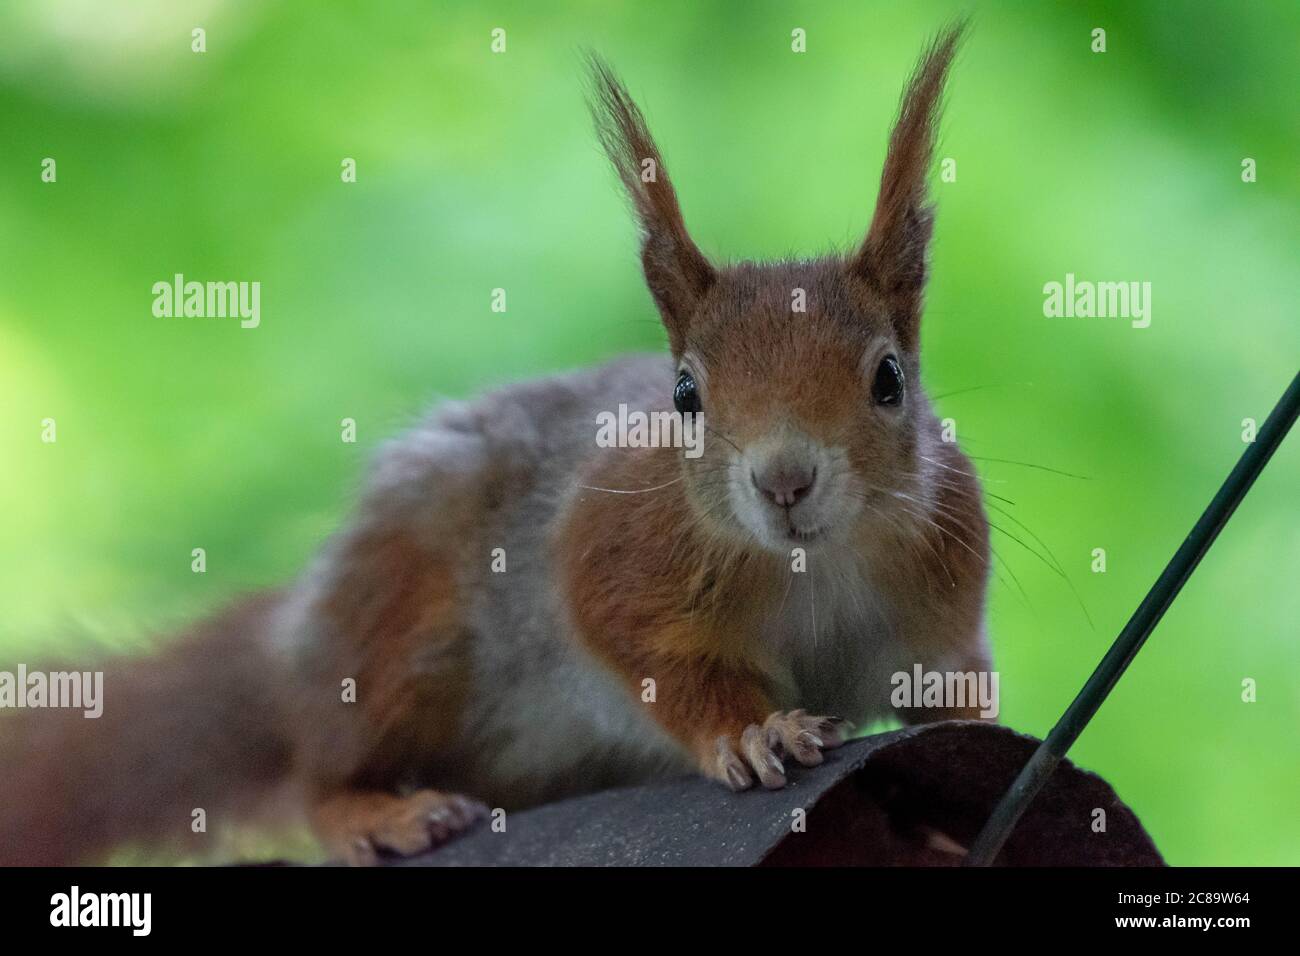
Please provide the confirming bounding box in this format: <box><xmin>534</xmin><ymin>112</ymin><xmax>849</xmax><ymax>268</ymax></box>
<box><xmin>757</xmin><ymin>551</ymin><xmax>907</xmax><ymax>723</ymax></box>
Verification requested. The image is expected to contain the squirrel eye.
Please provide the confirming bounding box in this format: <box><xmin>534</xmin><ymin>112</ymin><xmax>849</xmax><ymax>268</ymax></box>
<box><xmin>872</xmin><ymin>355</ymin><xmax>905</xmax><ymax>407</ymax></box>
<box><xmin>674</xmin><ymin>370</ymin><xmax>702</xmax><ymax>414</ymax></box>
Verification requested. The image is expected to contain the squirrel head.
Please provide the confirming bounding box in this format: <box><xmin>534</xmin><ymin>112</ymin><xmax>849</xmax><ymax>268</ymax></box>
<box><xmin>589</xmin><ymin>26</ymin><xmax>963</xmax><ymax>554</ymax></box>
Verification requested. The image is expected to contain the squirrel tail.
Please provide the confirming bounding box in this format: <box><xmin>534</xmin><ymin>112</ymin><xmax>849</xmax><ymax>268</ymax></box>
<box><xmin>0</xmin><ymin>592</ymin><xmax>295</xmax><ymax>865</ymax></box>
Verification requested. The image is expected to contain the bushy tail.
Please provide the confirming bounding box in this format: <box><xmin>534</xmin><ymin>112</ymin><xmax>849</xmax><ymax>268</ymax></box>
<box><xmin>0</xmin><ymin>593</ymin><xmax>294</xmax><ymax>865</ymax></box>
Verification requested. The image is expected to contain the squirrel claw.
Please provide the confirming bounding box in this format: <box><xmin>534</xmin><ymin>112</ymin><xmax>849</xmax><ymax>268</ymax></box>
<box><xmin>708</xmin><ymin>709</ymin><xmax>851</xmax><ymax>791</ymax></box>
<box><xmin>714</xmin><ymin>739</ymin><xmax>754</xmax><ymax>791</ymax></box>
<box><xmin>318</xmin><ymin>789</ymin><xmax>489</xmax><ymax>866</ymax></box>
<box><xmin>765</xmin><ymin>709</ymin><xmax>851</xmax><ymax>768</ymax></box>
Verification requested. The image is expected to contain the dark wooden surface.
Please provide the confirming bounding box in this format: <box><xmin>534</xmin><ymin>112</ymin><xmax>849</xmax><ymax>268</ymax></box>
<box><xmin>385</xmin><ymin>721</ymin><xmax>1163</xmax><ymax>867</ymax></box>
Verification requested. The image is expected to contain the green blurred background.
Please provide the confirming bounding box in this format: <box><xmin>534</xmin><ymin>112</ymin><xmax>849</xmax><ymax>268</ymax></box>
<box><xmin>1</xmin><ymin>0</ymin><xmax>1296</xmax><ymax>865</ymax></box>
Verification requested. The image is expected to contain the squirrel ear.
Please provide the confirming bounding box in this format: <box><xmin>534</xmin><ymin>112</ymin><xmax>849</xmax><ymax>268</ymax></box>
<box><xmin>849</xmin><ymin>23</ymin><xmax>964</xmax><ymax>343</ymax></box>
<box><xmin>587</xmin><ymin>54</ymin><xmax>715</xmax><ymax>352</ymax></box>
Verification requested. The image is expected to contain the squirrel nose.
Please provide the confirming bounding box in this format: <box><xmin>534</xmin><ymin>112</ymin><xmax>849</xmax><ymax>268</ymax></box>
<box><xmin>751</xmin><ymin>464</ymin><xmax>816</xmax><ymax>508</ymax></box>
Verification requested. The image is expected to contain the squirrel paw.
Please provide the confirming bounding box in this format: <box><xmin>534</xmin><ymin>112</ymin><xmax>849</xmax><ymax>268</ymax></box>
<box><xmin>709</xmin><ymin>710</ymin><xmax>852</xmax><ymax>792</ymax></box>
<box><xmin>314</xmin><ymin>789</ymin><xmax>489</xmax><ymax>866</ymax></box>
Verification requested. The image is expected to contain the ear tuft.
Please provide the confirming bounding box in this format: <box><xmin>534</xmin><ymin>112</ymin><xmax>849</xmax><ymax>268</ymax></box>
<box><xmin>850</xmin><ymin>22</ymin><xmax>965</xmax><ymax>338</ymax></box>
<box><xmin>586</xmin><ymin>53</ymin><xmax>715</xmax><ymax>351</ymax></box>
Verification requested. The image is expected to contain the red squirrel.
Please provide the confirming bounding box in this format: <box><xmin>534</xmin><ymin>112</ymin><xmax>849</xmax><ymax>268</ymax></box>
<box><xmin>0</xmin><ymin>25</ymin><xmax>989</xmax><ymax>865</ymax></box>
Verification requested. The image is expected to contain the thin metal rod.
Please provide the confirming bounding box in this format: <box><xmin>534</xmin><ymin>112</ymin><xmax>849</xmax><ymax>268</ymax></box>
<box><xmin>965</xmin><ymin>369</ymin><xmax>1300</xmax><ymax>866</ymax></box>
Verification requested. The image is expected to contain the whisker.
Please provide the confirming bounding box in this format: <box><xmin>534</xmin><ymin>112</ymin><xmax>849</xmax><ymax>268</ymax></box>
<box><xmin>991</xmin><ymin>545</ymin><xmax>1034</xmax><ymax>612</ymax></box>
<box><xmin>892</xmin><ymin>500</ymin><xmax>986</xmax><ymax>566</ymax></box>
<box><xmin>984</xmin><ymin>501</ymin><xmax>1064</xmax><ymax>575</ymax></box>
<box><xmin>918</xmin><ymin>454</ymin><xmax>981</xmax><ymax>482</ymax></box>
<box><xmin>929</xmin><ymin>381</ymin><xmax>1035</xmax><ymax>401</ymax></box>
<box><xmin>964</xmin><ymin>455</ymin><xmax>1090</xmax><ymax>480</ymax></box>
<box><xmin>703</xmin><ymin>423</ymin><xmax>741</xmax><ymax>455</ymax></box>
<box><xmin>809</xmin><ymin>566</ymin><xmax>818</xmax><ymax>655</ymax></box>
<box><xmin>777</xmin><ymin>564</ymin><xmax>796</xmax><ymax>617</ymax></box>
<box><xmin>578</xmin><ymin>476</ymin><xmax>684</xmax><ymax>495</ymax></box>
<box><xmin>986</xmin><ymin>508</ymin><xmax>1095</xmax><ymax>630</ymax></box>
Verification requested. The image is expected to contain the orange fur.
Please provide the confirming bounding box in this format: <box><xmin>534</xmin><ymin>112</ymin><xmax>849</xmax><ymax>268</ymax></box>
<box><xmin>559</xmin><ymin>445</ymin><xmax>784</xmax><ymax>761</ymax></box>
<box><xmin>297</xmin><ymin>527</ymin><xmax>475</xmax><ymax>819</ymax></box>
<box><xmin>0</xmin><ymin>595</ymin><xmax>292</xmax><ymax>865</ymax></box>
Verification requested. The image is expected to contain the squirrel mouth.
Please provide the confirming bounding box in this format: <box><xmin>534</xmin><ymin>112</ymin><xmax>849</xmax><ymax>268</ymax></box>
<box><xmin>785</xmin><ymin>522</ymin><xmax>824</xmax><ymax>543</ymax></box>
